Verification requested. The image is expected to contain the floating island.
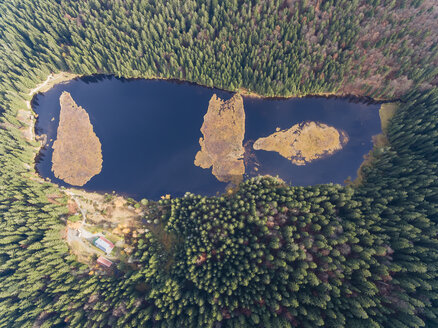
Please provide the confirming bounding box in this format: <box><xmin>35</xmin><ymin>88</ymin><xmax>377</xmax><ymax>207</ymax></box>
<box><xmin>253</xmin><ymin>121</ymin><xmax>349</xmax><ymax>165</ymax></box>
<box><xmin>194</xmin><ymin>94</ymin><xmax>246</xmax><ymax>184</ymax></box>
<box><xmin>51</xmin><ymin>92</ymin><xmax>102</xmax><ymax>186</ymax></box>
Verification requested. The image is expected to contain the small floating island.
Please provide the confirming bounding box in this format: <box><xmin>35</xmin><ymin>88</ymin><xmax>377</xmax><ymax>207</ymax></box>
<box><xmin>253</xmin><ymin>122</ymin><xmax>349</xmax><ymax>165</ymax></box>
<box><xmin>194</xmin><ymin>94</ymin><xmax>246</xmax><ymax>184</ymax></box>
<box><xmin>51</xmin><ymin>92</ymin><xmax>102</xmax><ymax>186</ymax></box>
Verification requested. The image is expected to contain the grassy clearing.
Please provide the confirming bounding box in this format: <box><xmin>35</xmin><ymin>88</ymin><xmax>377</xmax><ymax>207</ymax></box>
<box><xmin>379</xmin><ymin>102</ymin><xmax>399</xmax><ymax>133</ymax></box>
<box><xmin>349</xmin><ymin>102</ymin><xmax>399</xmax><ymax>186</ymax></box>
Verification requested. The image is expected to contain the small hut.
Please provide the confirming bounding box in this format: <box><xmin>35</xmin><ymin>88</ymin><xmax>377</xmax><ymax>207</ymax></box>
<box><xmin>97</xmin><ymin>256</ymin><xmax>113</xmax><ymax>268</ymax></box>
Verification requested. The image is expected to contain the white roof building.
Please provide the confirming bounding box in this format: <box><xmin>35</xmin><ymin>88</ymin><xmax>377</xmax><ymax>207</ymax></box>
<box><xmin>93</xmin><ymin>236</ymin><xmax>115</xmax><ymax>254</ymax></box>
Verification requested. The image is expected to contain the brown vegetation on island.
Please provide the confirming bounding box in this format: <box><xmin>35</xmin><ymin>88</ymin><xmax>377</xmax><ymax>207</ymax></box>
<box><xmin>253</xmin><ymin>122</ymin><xmax>348</xmax><ymax>165</ymax></box>
<box><xmin>194</xmin><ymin>94</ymin><xmax>245</xmax><ymax>184</ymax></box>
<box><xmin>52</xmin><ymin>92</ymin><xmax>102</xmax><ymax>186</ymax></box>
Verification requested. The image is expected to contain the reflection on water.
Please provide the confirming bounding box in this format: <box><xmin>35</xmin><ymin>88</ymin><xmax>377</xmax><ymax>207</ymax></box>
<box><xmin>34</xmin><ymin>76</ymin><xmax>382</xmax><ymax>200</ymax></box>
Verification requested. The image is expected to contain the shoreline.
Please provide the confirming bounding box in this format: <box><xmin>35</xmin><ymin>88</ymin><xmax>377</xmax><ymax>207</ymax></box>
<box><xmin>23</xmin><ymin>72</ymin><xmax>395</xmax><ymax>202</ymax></box>
<box><xmin>23</xmin><ymin>71</ymin><xmax>398</xmax><ymax>146</ymax></box>
<box><xmin>24</xmin><ymin>72</ymin><xmax>79</xmax><ymax>142</ymax></box>
<box><xmin>348</xmin><ymin>102</ymin><xmax>399</xmax><ymax>186</ymax></box>
<box><xmin>69</xmin><ymin>73</ymin><xmax>396</xmax><ymax>103</ymax></box>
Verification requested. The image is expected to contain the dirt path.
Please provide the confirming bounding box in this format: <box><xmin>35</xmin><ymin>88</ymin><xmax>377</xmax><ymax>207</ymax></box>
<box><xmin>27</xmin><ymin>74</ymin><xmax>54</xmax><ymax>103</ymax></box>
<box><xmin>64</xmin><ymin>190</ymin><xmax>87</xmax><ymax>224</ymax></box>
<box><xmin>22</xmin><ymin>72</ymin><xmax>78</xmax><ymax>141</ymax></box>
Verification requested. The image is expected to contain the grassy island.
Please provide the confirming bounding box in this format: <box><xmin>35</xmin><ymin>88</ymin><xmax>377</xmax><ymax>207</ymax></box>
<box><xmin>195</xmin><ymin>94</ymin><xmax>246</xmax><ymax>184</ymax></box>
<box><xmin>253</xmin><ymin>122</ymin><xmax>348</xmax><ymax>165</ymax></box>
<box><xmin>52</xmin><ymin>92</ymin><xmax>102</xmax><ymax>186</ymax></box>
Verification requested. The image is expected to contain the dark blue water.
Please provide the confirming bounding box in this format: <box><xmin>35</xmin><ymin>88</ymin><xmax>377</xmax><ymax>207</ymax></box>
<box><xmin>244</xmin><ymin>97</ymin><xmax>381</xmax><ymax>186</ymax></box>
<box><xmin>34</xmin><ymin>76</ymin><xmax>381</xmax><ymax>200</ymax></box>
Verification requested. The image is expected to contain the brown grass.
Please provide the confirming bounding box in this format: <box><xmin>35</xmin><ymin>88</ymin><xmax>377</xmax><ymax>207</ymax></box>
<box><xmin>194</xmin><ymin>94</ymin><xmax>246</xmax><ymax>184</ymax></box>
<box><xmin>351</xmin><ymin>102</ymin><xmax>398</xmax><ymax>185</ymax></box>
<box><xmin>52</xmin><ymin>92</ymin><xmax>102</xmax><ymax>186</ymax></box>
<box><xmin>379</xmin><ymin>103</ymin><xmax>399</xmax><ymax>133</ymax></box>
<box><xmin>253</xmin><ymin>122</ymin><xmax>347</xmax><ymax>165</ymax></box>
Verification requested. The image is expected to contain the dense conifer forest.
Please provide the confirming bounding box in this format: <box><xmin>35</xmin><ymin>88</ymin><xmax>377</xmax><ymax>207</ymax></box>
<box><xmin>0</xmin><ymin>0</ymin><xmax>437</xmax><ymax>327</ymax></box>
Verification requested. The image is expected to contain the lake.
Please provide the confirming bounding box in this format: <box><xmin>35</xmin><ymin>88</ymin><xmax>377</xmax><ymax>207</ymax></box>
<box><xmin>34</xmin><ymin>76</ymin><xmax>382</xmax><ymax>200</ymax></box>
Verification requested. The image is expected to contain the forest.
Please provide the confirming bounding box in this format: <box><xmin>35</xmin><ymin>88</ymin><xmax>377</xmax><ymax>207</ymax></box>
<box><xmin>0</xmin><ymin>0</ymin><xmax>437</xmax><ymax>327</ymax></box>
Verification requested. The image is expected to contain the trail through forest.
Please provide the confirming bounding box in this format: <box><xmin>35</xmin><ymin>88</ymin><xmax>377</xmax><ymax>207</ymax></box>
<box><xmin>23</xmin><ymin>72</ymin><xmax>78</xmax><ymax>141</ymax></box>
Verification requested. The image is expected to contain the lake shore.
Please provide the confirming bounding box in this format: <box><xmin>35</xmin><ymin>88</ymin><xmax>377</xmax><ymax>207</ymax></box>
<box><xmin>25</xmin><ymin>72</ymin><xmax>387</xmax><ymax>201</ymax></box>
<box><xmin>348</xmin><ymin>102</ymin><xmax>399</xmax><ymax>186</ymax></box>
<box><xmin>21</xmin><ymin>72</ymin><xmax>78</xmax><ymax>142</ymax></box>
